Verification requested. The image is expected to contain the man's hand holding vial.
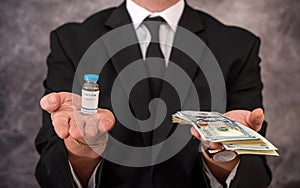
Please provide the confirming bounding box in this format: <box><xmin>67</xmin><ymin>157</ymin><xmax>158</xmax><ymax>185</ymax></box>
<box><xmin>40</xmin><ymin>90</ymin><xmax>115</xmax><ymax>159</ymax></box>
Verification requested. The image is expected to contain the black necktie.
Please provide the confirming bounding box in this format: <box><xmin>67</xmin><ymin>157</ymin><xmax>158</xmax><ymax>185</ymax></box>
<box><xmin>143</xmin><ymin>16</ymin><xmax>166</xmax><ymax>98</ymax></box>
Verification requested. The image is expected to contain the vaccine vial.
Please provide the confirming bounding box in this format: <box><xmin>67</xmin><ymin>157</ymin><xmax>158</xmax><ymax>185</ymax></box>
<box><xmin>81</xmin><ymin>74</ymin><xmax>100</xmax><ymax>115</ymax></box>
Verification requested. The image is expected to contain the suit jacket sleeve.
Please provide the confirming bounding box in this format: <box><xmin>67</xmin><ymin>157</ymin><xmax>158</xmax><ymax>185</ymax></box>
<box><xmin>225</xmin><ymin>37</ymin><xmax>272</xmax><ymax>188</ymax></box>
<box><xmin>35</xmin><ymin>30</ymin><xmax>76</xmax><ymax>188</ymax></box>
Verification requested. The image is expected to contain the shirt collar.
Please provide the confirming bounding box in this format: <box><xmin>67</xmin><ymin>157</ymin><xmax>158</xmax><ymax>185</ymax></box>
<box><xmin>126</xmin><ymin>0</ymin><xmax>185</xmax><ymax>32</ymax></box>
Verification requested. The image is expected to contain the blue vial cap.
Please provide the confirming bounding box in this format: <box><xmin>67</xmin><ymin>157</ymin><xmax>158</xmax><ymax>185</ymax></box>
<box><xmin>84</xmin><ymin>74</ymin><xmax>99</xmax><ymax>82</ymax></box>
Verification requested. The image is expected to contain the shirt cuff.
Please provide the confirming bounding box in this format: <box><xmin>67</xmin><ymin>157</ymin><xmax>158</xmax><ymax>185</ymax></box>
<box><xmin>200</xmin><ymin>146</ymin><xmax>240</xmax><ymax>188</ymax></box>
<box><xmin>68</xmin><ymin>160</ymin><xmax>101</xmax><ymax>188</ymax></box>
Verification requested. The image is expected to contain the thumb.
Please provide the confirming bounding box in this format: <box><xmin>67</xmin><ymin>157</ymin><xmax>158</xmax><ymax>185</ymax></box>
<box><xmin>40</xmin><ymin>92</ymin><xmax>74</xmax><ymax>113</ymax></box>
<box><xmin>248</xmin><ymin>108</ymin><xmax>264</xmax><ymax>132</ymax></box>
<box><xmin>40</xmin><ymin>93</ymin><xmax>62</xmax><ymax>113</ymax></box>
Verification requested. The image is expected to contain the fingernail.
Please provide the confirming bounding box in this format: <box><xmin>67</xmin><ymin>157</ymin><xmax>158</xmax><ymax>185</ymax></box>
<box><xmin>49</xmin><ymin>96</ymin><xmax>56</xmax><ymax>105</ymax></box>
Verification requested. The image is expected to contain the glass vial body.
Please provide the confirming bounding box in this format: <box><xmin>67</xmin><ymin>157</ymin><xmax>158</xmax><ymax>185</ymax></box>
<box><xmin>81</xmin><ymin>74</ymin><xmax>100</xmax><ymax>115</ymax></box>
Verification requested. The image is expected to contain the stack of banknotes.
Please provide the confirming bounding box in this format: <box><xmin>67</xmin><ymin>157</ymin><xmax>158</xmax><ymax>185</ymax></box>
<box><xmin>172</xmin><ymin>111</ymin><xmax>279</xmax><ymax>156</ymax></box>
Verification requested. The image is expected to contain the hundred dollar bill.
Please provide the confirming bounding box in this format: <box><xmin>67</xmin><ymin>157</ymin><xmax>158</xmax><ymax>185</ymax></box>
<box><xmin>172</xmin><ymin>110</ymin><xmax>279</xmax><ymax>156</ymax></box>
<box><xmin>234</xmin><ymin>149</ymin><xmax>279</xmax><ymax>156</ymax></box>
<box><xmin>222</xmin><ymin>123</ymin><xmax>278</xmax><ymax>155</ymax></box>
<box><xmin>223</xmin><ymin>143</ymin><xmax>274</xmax><ymax>151</ymax></box>
<box><xmin>173</xmin><ymin>111</ymin><xmax>259</xmax><ymax>142</ymax></box>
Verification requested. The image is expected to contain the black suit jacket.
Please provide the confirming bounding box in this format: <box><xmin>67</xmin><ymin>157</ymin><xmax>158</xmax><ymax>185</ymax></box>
<box><xmin>35</xmin><ymin>2</ymin><xmax>272</xmax><ymax>188</ymax></box>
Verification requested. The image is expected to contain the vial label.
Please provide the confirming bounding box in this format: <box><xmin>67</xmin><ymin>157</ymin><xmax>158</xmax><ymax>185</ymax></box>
<box><xmin>81</xmin><ymin>89</ymin><xmax>99</xmax><ymax>114</ymax></box>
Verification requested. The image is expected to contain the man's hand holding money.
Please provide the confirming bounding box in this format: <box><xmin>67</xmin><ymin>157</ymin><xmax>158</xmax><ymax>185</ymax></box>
<box><xmin>190</xmin><ymin>108</ymin><xmax>264</xmax><ymax>183</ymax></box>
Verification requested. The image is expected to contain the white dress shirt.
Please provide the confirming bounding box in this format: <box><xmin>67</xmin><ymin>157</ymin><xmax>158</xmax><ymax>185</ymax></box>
<box><xmin>69</xmin><ymin>0</ymin><xmax>239</xmax><ymax>187</ymax></box>
<box><xmin>126</xmin><ymin>0</ymin><xmax>184</xmax><ymax>66</ymax></box>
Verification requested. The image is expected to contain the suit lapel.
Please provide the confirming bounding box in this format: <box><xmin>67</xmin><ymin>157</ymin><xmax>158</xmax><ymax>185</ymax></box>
<box><xmin>165</xmin><ymin>4</ymin><xmax>206</xmax><ymax>105</ymax></box>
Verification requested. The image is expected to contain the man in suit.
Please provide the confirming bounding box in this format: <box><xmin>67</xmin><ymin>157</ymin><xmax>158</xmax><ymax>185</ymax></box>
<box><xmin>35</xmin><ymin>0</ymin><xmax>272</xmax><ymax>187</ymax></box>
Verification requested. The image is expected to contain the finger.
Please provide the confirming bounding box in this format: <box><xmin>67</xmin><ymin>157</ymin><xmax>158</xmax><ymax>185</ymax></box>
<box><xmin>97</xmin><ymin>109</ymin><xmax>115</xmax><ymax>133</ymax></box>
<box><xmin>248</xmin><ymin>108</ymin><xmax>264</xmax><ymax>131</ymax></box>
<box><xmin>190</xmin><ymin>127</ymin><xmax>222</xmax><ymax>149</ymax></box>
<box><xmin>69</xmin><ymin>117</ymin><xmax>85</xmax><ymax>139</ymax></box>
<box><xmin>40</xmin><ymin>92</ymin><xmax>76</xmax><ymax>113</ymax></box>
<box><xmin>84</xmin><ymin>115</ymin><xmax>99</xmax><ymax>138</ymax></box>
<box><xmin>190</xmin><ymin>127</ymin><xmax>201</xmax><ymax>140</ymax></box>
<box><xmin>40</xmin><ymin>93</ymin><xmax>61</xmax><ymax>113</ymax></box>
<box><xmin>98</xmin><ymin>119</ymin><xmax>114</xmax><ymax>133</ymax></box>
<box><xmin>51</xmin><ymin>112</ymin><xmax>70</xmax><ymax>139</ymax></box>
<box><xmin>208</xmin><ymin>142</ymin><xmax>222</xmax><ymax>149</ymax></box>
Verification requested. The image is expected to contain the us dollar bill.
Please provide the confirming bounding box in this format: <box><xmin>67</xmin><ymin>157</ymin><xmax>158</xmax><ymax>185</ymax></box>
<box><xmin>172</xmin><ymin>111</ymin><xmax>279</xmax><ymax>156</ymax></box>
<box><xmin>173</xmin><ymin>111</ymin><xmax>259</xmax><ymax>142</ymax></box>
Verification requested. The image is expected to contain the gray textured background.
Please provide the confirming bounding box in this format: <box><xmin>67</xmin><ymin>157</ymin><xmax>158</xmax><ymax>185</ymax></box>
<box><xmin>0</xmin><ymin>0</ymin><xmax>299</xmax><ymax>187</ymax></box>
